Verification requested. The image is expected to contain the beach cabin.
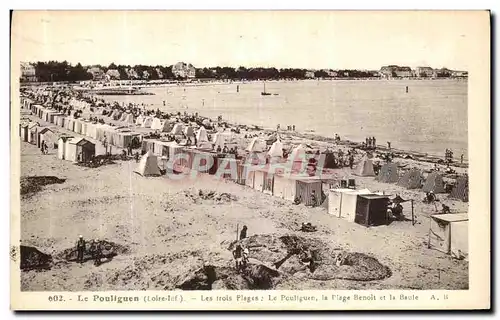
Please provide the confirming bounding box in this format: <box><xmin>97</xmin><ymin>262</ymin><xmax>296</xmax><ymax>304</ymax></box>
<box><xmin>354</xmin><ymin>195</ymin><xmax>390</xmax><ymax>227</ymax></box>
<box><xmin>267</xmin><ymin>139</ymin><xmax>284</xmax><ymax>162</ymax></box>
<box><xmin>213</xmin><ymin>132</ymin><xmax>236</xmax><ymax>151</ymax></box>
<box><xmin>65</xmin><ymin>137</ymin><xmax>95</xmax><ymax>162</ymax></box>
<box><xmin>57</xmin><ymin>136</ymin><xmax>73</xmax><ymax>160</ymax></box>
<box><xmin>124</xmin><ymin>113</ymin><xmax>135</xmax><ymax>125</ymax></box>
<box><xmin>428</xmin><ymin>213</ymin><xmax>468</xmax><ymax>260</ymax></box>
<box><xmin>328</xmin><ymin>189</ymin><xmax>373</xmax><ymax>222</ymax></box>
<box><xmin>28</xmin><ymin>123</ymin><xmax>40</xmax><ymax>145</ymax></box>
<box><xmin>38</xmin><ymin>128</ymin><xmax>55</xmax><ymax>148</ymax></box>
<box><xmin>184</xmin><ymin>126</ymin><xmax>195</xmax><ymax>139</ymax></box>
<box><xmin>272</xmin><ymin>174</ymin><xmax>323</xmax><ymax>206</ymax></box>
<box><xmin>119</xmin><ymin>112</ymin><xmax>127</xmax><ymax>122</ymax></box>
<box><xmin>19</xmin><ymin>123</ymin><xmax>29</xmax><ymax>142</ymax></box>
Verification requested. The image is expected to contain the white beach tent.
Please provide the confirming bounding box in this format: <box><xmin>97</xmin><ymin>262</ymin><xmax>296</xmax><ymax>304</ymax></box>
<box><xmin>124</xmin><ymin>113</ymin><xmax>134</xmax><ymax>124</ymax></box>
<box><xmin>328</xmin><ymin>188</ymin><xmax>373</xmax><ymax>222</ymax></box>
<box><xmin>267</xmin><ymin>139</ymin><xmax>284</xmax><ymax>158</ymax></box>
<box><xmin>119</xmin><ymin>112</ymin><xmax>128</xmax><ymax>122</ymax></box>
<box><xmin>196</xmin><ymin>126</ymin><xmax>209</xmax><ymax>142</ymax></box>
<box><xmin>246</xmin><ymin>137</ymin><xmax>266</xmax><ymax>153</ymax></box>
<box><xmin>135</xmin><ymin>115</ymin><xmax>145</xmax><ymax>126</ymax></box>
<box><xmin>184</xmin><ymin>126</ymin><xmax>195</xmax><ymax>138</ymax></box>
<box><xmin>289</xmin><ymin>144</ymin><xmax>309</xmax><ymax>162</ymax></box>
<box><xmin>135</xmin><ymin>150</ymin><xmax>161</xmax><ymax>176</ymax></box>
<box><xmin>212</xmin><ymin>132</ymin><xmax>236</xmax><ymax>151</ymax></box>
<box><xmin>151</xmin><ymin>118</ymin><xmax>163</xmax><ymax>130</ymax></box>
<box><xmin>141</xmin><ymin>117</ymin><xmax>153</xmax><ymax>128</ymax></box>
<box><xmin>171</xmin><ymin>123</ymin><xmax>184</xmax><ymax>135</ymax></box>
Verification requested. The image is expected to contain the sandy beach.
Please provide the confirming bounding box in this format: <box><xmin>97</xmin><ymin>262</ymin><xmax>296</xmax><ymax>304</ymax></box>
<box><xmin>19</xmin><ymin>105</ymin><xmax>469</xmax><ymax>291</ymax></box>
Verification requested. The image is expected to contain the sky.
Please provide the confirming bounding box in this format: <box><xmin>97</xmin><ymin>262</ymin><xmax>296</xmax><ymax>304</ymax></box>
<box><xmin>11</xmin><ymin>11</ymin><xmax>487</xmax><ymax>70</ymax></box>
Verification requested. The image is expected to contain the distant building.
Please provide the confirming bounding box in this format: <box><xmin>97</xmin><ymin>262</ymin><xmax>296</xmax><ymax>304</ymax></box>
<box><xmin>20</xmin><ymin>62</ymin><xmax>37</xmax><ymax>82</ymax></box>
<box><xmin>105</xmin><ymin>69</ymin><xmax>121</xmax><ymax>80</ymax></box>
<box><xmin>142</xmin><ymin>70</ymin><xmax>150</xmax><ymax>80</ymax></box>
<box><xmin>305</xmin><ymin>70</ymin><xmax>315</xmax><ymax>78</ymax></box>
<box><xmin>452</xmin><ymin>70</ymin><xmax>468</xmax><ymax>78</ymax></box>
<box><xmin>379</xmin><ymin>65</ymin><xmax>413</xmax><ymax>79</ymax></box>
<box><xmin>156</xmin><ymin>68</ymin><xmax>164</xmax><ymax>79</ymax></box>
<box><xmin>435</xmin><ymin>68</ymin><xmax>452</xmax><ymax>78</ymax></box>
<box><xmin>126</xmin><ymin>68</ymin><xmax>140</xmax><ymax>80</ymax></box>
<box><xmin>172</xmin><ymin>62</ymin><xmax>196</xmax><ymax>79</ymax></box>
<box><xmin>415</xmin><ymin>66</ymin><xmax>434</xmax><ymax>78</ymax></box>
<box><xmin>87</xmin><ymin>67</ymin><xmax>105</xmax><ymax>81</ymax></box>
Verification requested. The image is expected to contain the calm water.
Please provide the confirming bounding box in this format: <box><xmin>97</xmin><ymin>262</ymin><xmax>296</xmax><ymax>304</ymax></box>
<box><xmin>101</xmin><ymin>79</ymin><xmax>468</xmax><ymax>158</ymax></box>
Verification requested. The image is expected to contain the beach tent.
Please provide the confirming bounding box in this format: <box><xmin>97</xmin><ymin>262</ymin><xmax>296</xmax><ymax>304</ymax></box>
<box><xmin>449</xmin><ymin>176</ymin><xmax>469</xmax><ymax>202</ymax></box>
<box><xmin>119</xmin><ymin>112</ymin><xmax>127</xmax><ymax>122</ymax></box>
<box><xmin>158</xmin><ymin>121</ymin><xmax>172</xmax><ymax>132</ymax></box>
<box><xmin>265</xmin><ymin>132</ymin><xmax>278</xmax><ymax>145</ymax></box>
<box><xmin>212</xmin><ymin>132</ymin><xmax>236</xmax><ymax>151</ymax></box>
<box><xmin>135</xmin><ymin>151</ymin><xmax>161</xmax><ymax>176</ymax></box>
<box><xmin>422</xmin><ymin>172</ymin><xmax>446</xmax><ymax>193</ymax></box>
<box><xmin>124</xmin><ymin>113</ymin><xmax>134</xmax><ymax>124</ymax></box>
<box><xmin>353</xmin><ymin>156</ymin><xmax>375</xmax><ymax>177</ymax></box>
<box><xmin>429</xmin><ymin>213</ymin><xmax>468</xmax><ymax>260</ymax></box>
<box><xmin>397</xmin><ymin>168</ymin><xmax>423</xmax><ymax>189</ymax></box>
<box><xmin>197</xmin><ymin>141</ymin><xmax>213</xmax><ymax>150</ymax></box>
<box><xmin>246</xmin><ymin>137</ymin><xmax>266</xmax><ymax>153</ymax></box>
<box><xmin>376</xmin><ymin>163</ymin><xmax>399</xmax><ymax>183</ymax></box>
<box><xmin>135</xmin><ymin>115</ymin><xmax>145</xmax><ymax>126</ymax></box>
<box><xmin>289</xmin><ymin>144</ymin><xmax>308</xmax><ymax>162</ymax></box>
<box><xmin>141</xmin><ymin>117</ymin><xmax>153</xmax><ymax>128</ymax></box>
<box><xmin>57</xmin><ymin>136</ymin><xmax>73</xmax><ymax>160</ymax></box>
<box><xmin>328</xmin><ymin>188</ymin><xmax>373</xmax><ymax>222</ymax></box>
<box><xmin>151</xmin><ymin>118</ymin><xmax>163</xmax><ymax>130</ymax></box>
<box><xmin>73</xmin><ymin>120</ymin><xmax>83</xmax><ymax>134</ymax></box>
<box><xmin>184</xmin><ymin>126</ymin><xmax>195</xmax><ymax>138</ymax></box>
<box><xmin>171</xmin><ymin>123</ymin><xmax>184</xmax><ymax>135</ymax></box>
<box><xmin>38</xmin><ymin>128</ymin><xmax>55</xmax><ymax>148</ymax></box>
<box><xmin>267</xmin><ymin>139</ymin><xmax>284</xmax><ymax>158</ymax></box>
<box><xmin>355</xmin><ymin>194</ymin><xmax>391</xmax><ymax>227</ymax></box>
<box><xmin>196</xmin><ymin>126</ymin><xmax>209</xmax><ymax>142</ymax></box>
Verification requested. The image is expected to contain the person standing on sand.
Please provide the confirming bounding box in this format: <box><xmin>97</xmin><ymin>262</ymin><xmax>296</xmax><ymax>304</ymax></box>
<box><xmin>76</xmin><ymin>235</ymin><xmax>86</xmax><ymax>264</ymax></box>
<box><xmin>366</xmin><ymin>137</ymin><xmax>369</xmax><ymax>147</ymax></box>
<box><xmin>349</xmin><ymin>154</ymin><xmax>354</xmax><ymax>169</ymax></box>
<box><xmin>240</xmin><ymin>225</ymin><xmax>248</xmax><ymax>240</ymax></box>
<box><xmin>387</xmin><ymin>141</ymin><xmax>391</xmax><ymax>150</ymax></box>
<box><xmin>92</xmin><ymin>239</ymin><xmax>102</xmax><ymax>267</ymax></box>
<box><xmin>310</xmin><ymin>190</ymin><xmax>318</xmax><ymax>208</ymax></box>
<box><xmin>372</xmin><ymin>137</ymin><xmax>376</xmax><ymax>149</ymax></box>
<box><xmin>232</xmin><ymin>244</ymin><xmax>244</xmax><ymax>272</ymax></box>
<box><xmin>461</xmin><ymin>154</ymin><xmax>464</xmax><ymax>164</ymax></box>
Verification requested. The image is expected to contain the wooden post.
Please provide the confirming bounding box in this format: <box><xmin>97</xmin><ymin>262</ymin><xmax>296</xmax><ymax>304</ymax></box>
<box><xmin>411</xmin><ymin>200</ymin><xmax>415</xmax><ymax>226</ymax></box>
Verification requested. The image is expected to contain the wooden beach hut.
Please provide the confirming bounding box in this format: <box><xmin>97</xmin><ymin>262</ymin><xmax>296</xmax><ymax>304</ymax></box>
<box><xmin>354</xmin><ymin>194</ymin><xmax>391</xmax><ymax>227</ymax></box>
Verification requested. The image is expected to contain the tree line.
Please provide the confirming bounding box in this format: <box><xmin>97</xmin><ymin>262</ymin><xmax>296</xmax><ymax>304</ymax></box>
<box><xmin>25</xmin><ymin>60</ymin><xmax>382</xmax><ymax>82</ymax></box>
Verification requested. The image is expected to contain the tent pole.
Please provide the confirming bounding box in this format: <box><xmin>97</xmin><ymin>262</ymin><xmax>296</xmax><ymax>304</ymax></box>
<box><xmin>411</xmin><ymin>199</ymin><xmax>415</xmax><ymax>226</ymax></box>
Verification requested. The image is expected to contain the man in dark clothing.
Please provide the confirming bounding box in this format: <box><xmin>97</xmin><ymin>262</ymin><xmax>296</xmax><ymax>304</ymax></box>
<box><xmin>76</xmin><ymin>235</ymin><xmax>86</xmax><ymax>264</ymax></box>
<box><xmin>232</xmin><ymin>244</ymin><xmax>244</xmax><ymax>272</ymax></box>
<box><xmin>240</xmin><ymin>225</ymin><xmax>248</xmax><ymax>240</ymax></box>
<box><xmin>127</xmin><ymin>144</ymin><xmax>133</xmax><ymax>156</ymax></box>
<box><xmin>441</xmin><ymin>204</ymin><xmax>451</xmax><ymax>214</ymax></box>
<box><xmin>372</xmin><ymin>137</ymin><xmax>376</xmax><ymax>149</ymax></box>
<box><xmin>349</xmin><ymin>154</ymin><xmax>354</xmax><ymax>169</ymax></box>
<box><xmin>311</xmin><ymin>190</ymin><xmax>318</xmax><ymax>208</ymax></box>
<box><xmin>92</xmin><ymin>239</ymin><xmax>102</xmax><ymax>266</ymax></box>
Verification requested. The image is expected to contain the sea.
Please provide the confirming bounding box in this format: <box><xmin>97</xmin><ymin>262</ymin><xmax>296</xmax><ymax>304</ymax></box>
<box><xmin>99</xmin><ymin>79</ymin><xmax>468</xmax><ymax>159</ymax></box>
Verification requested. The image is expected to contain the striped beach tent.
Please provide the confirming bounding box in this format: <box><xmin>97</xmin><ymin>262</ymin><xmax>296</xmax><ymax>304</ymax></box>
<box><xmin>422</xmin><ymin>172</ymin><xmax>446</xmax><ymax>193</ymax></box>
<box><xmin>449</xmin><ymin>175</ymin><xmax>469</xmax><ymax>202</ymax></box>
<box><xmin>397</xmin><ymin>168</ymin><xmax>423</xmax><ymax>189</ymax></box>
<box><xmin>375</xmin><ymin>163</ymin><xmax>399</xmax><ymax>183</ymax></box>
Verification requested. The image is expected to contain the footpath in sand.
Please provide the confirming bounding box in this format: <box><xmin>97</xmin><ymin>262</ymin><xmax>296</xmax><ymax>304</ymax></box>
<box><xmin>18</xmin><ymin>126</ymin><xmax>468</xmax><ymax>291</ymax></box>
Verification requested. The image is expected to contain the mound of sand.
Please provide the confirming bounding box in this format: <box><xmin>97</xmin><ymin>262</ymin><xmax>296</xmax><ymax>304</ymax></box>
<box><xmin>56</xmin><ymin>240</ymin><xmax>130</xmax><ymax>263</ymax></box>
<box><xmin>227</xmin><ymin>234</ymin><xmax>391</xmax><ymax>282</ymax></box>
<box><xmin>20</xmin><ymin>176</ymin><xmax>66</xmax><ymax>196</ymax></box>
<box><xmin>20</xmin><ymin>245</ymin><xmax>53</xmax><ymax>271</ymax></box>
<box><xmin>184</xmin><ymin>189</ymin><xmax>238</xmax><ymax>204</ymax></box>
<box><xmin>176</xmin><ymin>262</ymin><xmax>281</xmax><ymax>290</ymax></box>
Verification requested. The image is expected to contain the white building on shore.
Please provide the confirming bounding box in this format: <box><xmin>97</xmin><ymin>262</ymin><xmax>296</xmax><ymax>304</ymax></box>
<box><xmin>20</xmin><ymin>62</ymin><xmax>37</xmax><ymax>82</ymax></box>
<box><xmin>172</xmin><ymin>62</ymin><xmax>196</xmax><ymax>79</ymax></box>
